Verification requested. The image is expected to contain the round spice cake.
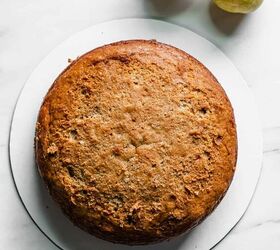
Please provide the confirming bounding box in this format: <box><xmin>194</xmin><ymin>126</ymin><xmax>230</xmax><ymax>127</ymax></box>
<box><xmin>35</xmin><ymin>40</ymin><xmax>237</xmax><ymax>245</ymax></box>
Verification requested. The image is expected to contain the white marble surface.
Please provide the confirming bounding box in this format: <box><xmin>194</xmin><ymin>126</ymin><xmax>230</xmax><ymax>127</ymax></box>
<box><xmin>0</xmin><ymin>0</ymin><xmax>279</xmax><ymax>249</ymax></box>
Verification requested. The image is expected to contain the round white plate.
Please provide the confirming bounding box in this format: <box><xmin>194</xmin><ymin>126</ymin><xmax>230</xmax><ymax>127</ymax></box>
<box><xmin>9</xmin><ymin>18</ymin><xmax>262</xmax><ymax>250</ymax></box>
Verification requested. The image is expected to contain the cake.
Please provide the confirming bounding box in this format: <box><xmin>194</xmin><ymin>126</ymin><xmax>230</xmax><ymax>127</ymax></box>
<box><xmin>35</xmin><ymin>40</ymin><xmax>237</xmax><ymax>245</ymax></box>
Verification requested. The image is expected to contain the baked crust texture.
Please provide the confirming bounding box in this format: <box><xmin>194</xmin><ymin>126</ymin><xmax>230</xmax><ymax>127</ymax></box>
<box><xmin>35</xmin><ymin>40</ymin><xmax>237</xmax><ymax>245</ymax></box>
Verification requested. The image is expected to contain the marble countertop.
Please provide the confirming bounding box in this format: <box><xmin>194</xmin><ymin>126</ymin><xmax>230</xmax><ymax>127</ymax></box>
<box><xmin>1</xmin><ymin>0</ymin><xmax>279</xmax><ymax>249</ymax></box>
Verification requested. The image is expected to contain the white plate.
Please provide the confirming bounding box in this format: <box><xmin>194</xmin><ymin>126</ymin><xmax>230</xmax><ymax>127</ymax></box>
<box><xmin>9</xmin><ymin>18</ymin><xmax>262</xmax><ymax>250</ymax></box>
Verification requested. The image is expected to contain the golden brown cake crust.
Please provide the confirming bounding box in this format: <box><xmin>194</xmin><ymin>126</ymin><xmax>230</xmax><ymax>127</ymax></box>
<box><xmin>35</xmin><ymin>40</ymin><xmax>237</xmax><ymax>245</ymax></box>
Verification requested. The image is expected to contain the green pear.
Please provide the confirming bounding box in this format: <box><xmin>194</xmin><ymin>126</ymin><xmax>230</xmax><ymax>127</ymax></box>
<box><xmin>213</xmin><ymin>0</ymin><xmax>263</xmax><ymax>13</ymax></box>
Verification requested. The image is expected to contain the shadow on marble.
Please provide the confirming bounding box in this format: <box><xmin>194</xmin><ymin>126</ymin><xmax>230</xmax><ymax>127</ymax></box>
<box><xmin>209</xmin><ymin>2</ymin><xmax>246</xmax><ymax>35</ymax></box>
<box><xmin>143</xmin><ymin>0</ymin><xmax>192</xmax><ymax>17</ymax></box>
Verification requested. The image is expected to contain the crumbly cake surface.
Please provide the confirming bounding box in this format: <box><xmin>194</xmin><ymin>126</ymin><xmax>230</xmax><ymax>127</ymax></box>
<box><xmin>35</xmin><ymin>40</ymin><xmax>237</xmax><ymax>245</ymax></box>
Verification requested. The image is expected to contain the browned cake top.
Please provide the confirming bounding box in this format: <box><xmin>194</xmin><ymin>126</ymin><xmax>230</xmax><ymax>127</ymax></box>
<box><xmin>35</xmin><ymin>40</ymin><xmax>237</xmax><ymax>245</ymax></box>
